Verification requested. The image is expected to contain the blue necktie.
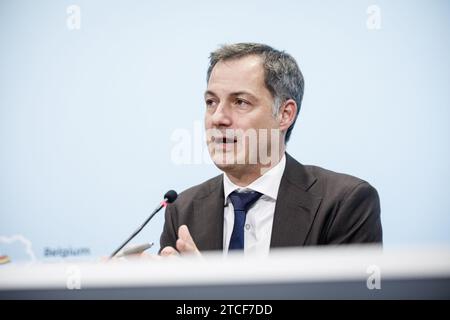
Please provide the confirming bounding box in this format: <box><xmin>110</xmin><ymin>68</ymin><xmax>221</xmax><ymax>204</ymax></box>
<box><xmin>228</xmin><ymin>191</ymin><xmax>263</xmax><ymax>250</ymax></box>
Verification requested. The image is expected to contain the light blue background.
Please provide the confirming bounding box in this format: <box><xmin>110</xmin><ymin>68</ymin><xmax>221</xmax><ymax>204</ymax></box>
<box><xmin>1</xmin><ymin>0</ymin><xmax>449</xmax><ymax>261</ymax></box>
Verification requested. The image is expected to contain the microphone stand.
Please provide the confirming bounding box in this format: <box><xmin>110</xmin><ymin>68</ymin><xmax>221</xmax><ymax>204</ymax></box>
<box><xmin>109</xmin><ymin>199</ymin><xmax>168</xmax><ymax>259</ymax></box>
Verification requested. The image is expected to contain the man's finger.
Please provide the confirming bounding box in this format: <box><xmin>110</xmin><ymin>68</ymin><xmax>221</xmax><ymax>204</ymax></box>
<box><xmin>177</xmin><ymin>225</ymin><xmax>201</xmax><ymax>256</ymax></box>
<box><xmin>176</xmin><ymin>238</ymin><xmax>196</xmax><ymax>253</ymax></box>
<box><xmin>178</xmin><ymin>225</ymin><xmax>197</xmax><ymax>249</ymax></box>
<box><xmin>160</xmin><ymin>246</ymin><xmax>179</xmax><ymax>257</ymax></box>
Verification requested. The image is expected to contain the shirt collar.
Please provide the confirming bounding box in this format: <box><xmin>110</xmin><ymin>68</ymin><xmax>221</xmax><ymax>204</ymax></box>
<box><xmin>223</xmin><ymin>154</ymin><xmax>286</xmax><ymax>204</ymax></box>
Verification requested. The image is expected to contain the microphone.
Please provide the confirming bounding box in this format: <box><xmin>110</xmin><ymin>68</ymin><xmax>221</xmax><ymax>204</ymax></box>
<box><xmin>110</xmin><ymin>190</ymin><xmax>178</xmax><ymax>258</ymax></box>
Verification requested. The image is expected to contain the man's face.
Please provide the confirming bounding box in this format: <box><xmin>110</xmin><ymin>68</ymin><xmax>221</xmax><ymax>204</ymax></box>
<box><xmin>204</xmin><ymin>55</ymin><xmax>282</xmax><ymax>175</ymax></box>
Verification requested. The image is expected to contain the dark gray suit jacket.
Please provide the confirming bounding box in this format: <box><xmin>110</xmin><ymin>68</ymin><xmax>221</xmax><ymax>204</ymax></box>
<box><xmin>160</xmin><ymin>153</ymin><xmax>382</xmax><ymax>252</ymax></box>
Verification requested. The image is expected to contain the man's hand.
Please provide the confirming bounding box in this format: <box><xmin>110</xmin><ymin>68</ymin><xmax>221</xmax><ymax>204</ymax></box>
<box><xmin>160</xmin><ymin>225</ymin><xmax>201</xmax><ymax>257</ymax></box>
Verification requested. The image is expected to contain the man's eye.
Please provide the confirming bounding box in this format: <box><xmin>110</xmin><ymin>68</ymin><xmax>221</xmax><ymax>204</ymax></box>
<box><xmin>235</xmin><ymin>99</ymin><xmax>250</xmax><ymax>108</ymax></box>
<box><xmin>205</xmin><ymin>99</ymin><xmax>217</xmax><ymax>108</ymax></box>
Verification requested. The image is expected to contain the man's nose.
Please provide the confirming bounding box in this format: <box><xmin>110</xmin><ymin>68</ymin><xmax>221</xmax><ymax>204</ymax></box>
<box><xmin>210</xmin><ymin>104</ymin><xmax>232</xmax><ymax>127</ymax></box>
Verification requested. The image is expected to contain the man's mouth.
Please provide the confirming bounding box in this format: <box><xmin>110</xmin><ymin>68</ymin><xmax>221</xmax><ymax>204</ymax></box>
<box><xmin>212</xmin><ymin>136</ymin><xmax>238</xmax><ymax>144</ymax></box>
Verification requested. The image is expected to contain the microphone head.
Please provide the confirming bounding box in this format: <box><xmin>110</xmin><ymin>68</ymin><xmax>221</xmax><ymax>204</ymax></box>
<box><xmin>164</xmin><ymin>190</ymin><xmax>178</xmax><ymax>204</ymax></box>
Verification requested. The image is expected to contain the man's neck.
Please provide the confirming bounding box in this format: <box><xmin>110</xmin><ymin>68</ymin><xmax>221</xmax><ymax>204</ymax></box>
<box><xmin>225</xmin><ymin>168</ymin><xmax>263</xmax><ymax>187</ymax></box>
<box><xmin>224</xmin><ymin>150</ymin><xmax>285</xmax><ymax>187</ymax></box>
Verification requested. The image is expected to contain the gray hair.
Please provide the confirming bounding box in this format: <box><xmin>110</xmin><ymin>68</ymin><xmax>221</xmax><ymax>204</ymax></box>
<box><xmin>206</xmin><ymin>43</ymin><xmax>304</xmax><ymax>142</ymax></box>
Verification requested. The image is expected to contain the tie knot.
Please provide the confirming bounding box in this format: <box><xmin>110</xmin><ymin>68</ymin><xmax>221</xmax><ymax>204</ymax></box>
<box><xmin>229</xmin><ymin>191</ymin><xmax>263</xmax><ymax>212</ymax></box>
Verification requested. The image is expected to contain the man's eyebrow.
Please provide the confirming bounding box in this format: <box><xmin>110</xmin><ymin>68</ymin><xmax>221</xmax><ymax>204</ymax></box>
<box><xmin>230</xmin><ymin>91</ymin><xmax>258</xmax><ymax>100</ymax></box>
<box><xmin>204</xmin><ymin>90</ymin><xmax>218</xmax><ymax>98</ymax></box>
<box><xmin>204</xmin><ymin>90</ymin><xmax>258</xmax><ymax>100</ymax></box>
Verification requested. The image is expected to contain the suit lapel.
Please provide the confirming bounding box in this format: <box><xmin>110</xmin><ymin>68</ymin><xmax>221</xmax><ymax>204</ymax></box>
<box><xmin>193</xmin><ymin>176</ymin><xmax>224</xmax><ymax>251</ymax></box>
<box><xmin>270</xmin><ymin>154</ymin><xmax>322</xmax><ymax>248</ymax></box>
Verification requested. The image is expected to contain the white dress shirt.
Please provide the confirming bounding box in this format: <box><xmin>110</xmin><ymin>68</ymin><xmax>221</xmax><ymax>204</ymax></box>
<box><xmin>223</xmin><ymin>155</ymin><xmax>286</xmax><ymax>256</ymax></box>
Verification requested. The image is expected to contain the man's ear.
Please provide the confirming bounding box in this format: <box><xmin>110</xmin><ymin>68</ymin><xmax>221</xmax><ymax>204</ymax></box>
<box><xmin>278</xmin><ymin>99</ymin><xmax>298</xmax><ymax>132</ymax></box>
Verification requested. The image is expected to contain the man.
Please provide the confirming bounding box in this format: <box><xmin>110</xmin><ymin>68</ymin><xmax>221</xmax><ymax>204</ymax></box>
<box><xmin>160</xmin><ymin>43</ymin><xmax>382</xmax><ymax>257</ymax></box>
